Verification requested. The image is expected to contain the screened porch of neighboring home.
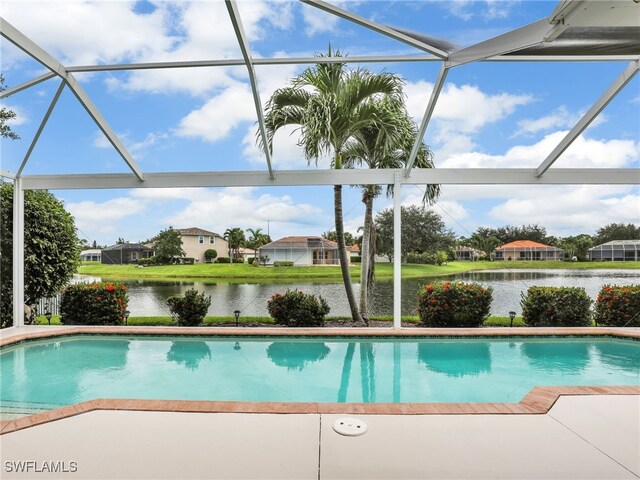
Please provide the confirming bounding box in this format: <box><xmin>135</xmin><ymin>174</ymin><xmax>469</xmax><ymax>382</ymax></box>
<box><xmin>258</xmin><ymin>236</ymin><xmax>341</xmax><ymax>266</ymax></box>
<box><xmin>588</xmin><ymin>240</ymin><xmax>640</xmax><ymax>261</ymax></box>
<box><xmin>495</xmin><ymin>241</ymin><xmax>565</xmax><ymax>261</ymax></box>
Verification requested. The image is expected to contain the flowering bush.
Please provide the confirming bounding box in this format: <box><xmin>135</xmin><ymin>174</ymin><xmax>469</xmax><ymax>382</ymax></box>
<box><xmin>521</xmin><ymin>286</ymin><xmax>592</xmax><ymax>327</ymax></box>
<box><xmin>594</xmin><ymin>285</ymin><xmax>640</xmax><ymax>327</ymax></box>
<box><xmin>60</xmin><ymin>282</ymin><xmax>128</xmax><ymax>325</ymax></box>
<box><xmin>166</xmin><ymin>289</ymin><xmax>211</xmax><ymax>326</ymax></box>
<box><xmin>417</xmin><ymin>282</ymin><xmax>492</xmax><ymax>328</ymax></box>
<box><xmin>267</xmin><ymin>290</ymin><xmax>330</xmax><ymax>327</ymax></box>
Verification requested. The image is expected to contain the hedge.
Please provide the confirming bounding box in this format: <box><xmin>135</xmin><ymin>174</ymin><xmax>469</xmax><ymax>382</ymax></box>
<box><xmin>521</xmin><ymin>286</ymin><xmax>592</xmax><ymax>327</ymax></box>
<box><xmin>417</xmin><ymin>281</ymin><xmax>492</xmax><ymax>328</ymax></box>
<box><xmin>594</xmin><ymin>284</ymin><xmax>640</xmax><ymax>327</ymax></box>
<box><xmin>215</xmin><ymin>257</ymin><xmax>231</xmax><ymax>263</ymax></box>
<box><xmin>273</xmin><ymin>261</ymin><xmax>294</xmax><ymax>267</ymax></box>
<box><xmin>267</xmin><ymin>290</ymin><xmax>330</xmax><ymax>327</ymax></box>
<box><xmin>60</xmin><ymin>282</ymin><xmax>129</xmax><ymax>325</ymax></box>
<box><xmin>167</xmin><ymin>289</ymin><xmax>211</xmax><ymax>326</ymax></box>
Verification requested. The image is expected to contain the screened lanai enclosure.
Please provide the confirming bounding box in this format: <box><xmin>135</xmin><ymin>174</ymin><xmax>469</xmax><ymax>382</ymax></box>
<box><xmin>1</xmin><ymin>0</ymin><xmax>639</xmax><ymax>328</ymax></box>
<box><xmin>589</xmin><ymin>240</ymin><xmax>640</xmax><ymax>262</ymax></box>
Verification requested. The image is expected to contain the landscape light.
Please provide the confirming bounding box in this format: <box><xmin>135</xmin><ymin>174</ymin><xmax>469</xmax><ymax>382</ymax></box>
<box><xmin>44</xmin><ymin>305</ymin><xmax>52</xmax><ymax>326</ymax></box>
<box><xmin>124</xmin><ymin>309</ymin><xmax>130</xmax><ymax>325</ymax></box>
<box><xmin>233</xmin><ymin>309</ymin><xmax>241</xmax><ymax>327</ymax></box>
<box><xmin>508</xmin><ymin>311</ymin><xmax>516</xmax><ymax>328</ymax></box>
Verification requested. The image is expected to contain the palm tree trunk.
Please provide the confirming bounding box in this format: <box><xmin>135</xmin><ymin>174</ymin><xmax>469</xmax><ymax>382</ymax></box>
<box><xmin>334</xmin><ymin>184</ymin><xmax>364</xmax><ymax>324</ymax></box>
<box><xmin>359</xmin><ymin>189</ymin><xmax>374</xmax><ymax>318</ymax></box>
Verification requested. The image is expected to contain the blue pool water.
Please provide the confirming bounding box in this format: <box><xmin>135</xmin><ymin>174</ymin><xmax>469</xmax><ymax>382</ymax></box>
<box><xmin>1</xmin><ymin>336</ymin><xmax>638</xmax><ymax>407</ymax></box>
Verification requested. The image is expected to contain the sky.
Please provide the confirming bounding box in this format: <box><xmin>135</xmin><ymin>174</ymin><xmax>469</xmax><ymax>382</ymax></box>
<box><xmin>1</xmin><ymin>0</ymin><xmax>639</xmax><ymax>246</ymax></box>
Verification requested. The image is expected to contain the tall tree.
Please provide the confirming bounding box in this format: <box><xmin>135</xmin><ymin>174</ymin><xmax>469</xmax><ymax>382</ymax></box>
<box><xmin>1</xmin><ymin>183</ymin><xmax>79</xmax><ymax>327</ymax></box>
<box><xmin>322</xmin><ymin>230</ymin><xmax>355</xmax><ymax>246</ymax></box>
<box><xmin>343</xmin><ymin>99</ymin><xmax>439</xmax><ymax>318</ymax></box>
<box><xmin>263</xmin><ymin>48</ymin><xmax>404</xmax><ymax>323</ymax></box>
<box><xmin>152</xmin><ymin>227</ymin><xmax>185</xmax><ymax>264</ymax></box>
<box><xmin>0</xmin><ymin>75</ymin><xmax>19</xmax><ymax>140</ymax></box>
<box><xmin>245</xmin><ymin>228</ymin><xmax>271</xmax><ymax>251</ymax></box>
<box><xmin>560</xmin><ymin>234</ymin><xmax>593</xmax><ymax>261</ymax></box>
<box><xmin>593</xmin><ymin>223</ymin><xmax>640</xmax><ymax>245</ymax></box>
<box><xmin>224</xmin><ymin>227</ymin><xmax>246</xmax><ymax>263</ymax></box>
<box><xmin>375</xmin><ymin>206</ymin><xmax>455</xmax><ymax>262</ymax></box>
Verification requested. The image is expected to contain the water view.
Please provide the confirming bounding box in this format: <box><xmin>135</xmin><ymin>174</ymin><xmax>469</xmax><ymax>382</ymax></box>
<box><xmin>79</xmin><ymin>269</ymin><xmax>640</xmax><ymax>318</ymax></box>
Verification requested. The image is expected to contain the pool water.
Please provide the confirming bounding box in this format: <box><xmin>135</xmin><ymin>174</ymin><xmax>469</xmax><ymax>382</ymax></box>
<box><xmin>1</xmin><ymin>336</ymin><xmax>638</xmax><ymax>408</ymax></box>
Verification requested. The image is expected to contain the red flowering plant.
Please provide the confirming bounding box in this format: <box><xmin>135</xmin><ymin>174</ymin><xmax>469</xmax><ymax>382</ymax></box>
<box><xmin>267</xmin><ymin>289</ymin><xmax>330</xmax><ymax>327</ymax></box>
<box><xmin>60</xmin><ymin>282</ymin><xmax>128</xmax><ymax>325</ymax></box>
<box><xmin>520</xmin><ymin>286</ymin><xmax>592</xmax><ymax>327</ymax></box>
<box><xmin>166</xmin><ymin>289</ymin><xmax>211</xmax><ymax>326</ymax></box>
<box><xmin>417</xmin><ymin>281</ymin><xmax>492</xmax><ymax>328</ymax></box>
<box><xmin>594</xmin><ymin>284</ymin><xmax>640</xmax><ymax>327</ymax></box>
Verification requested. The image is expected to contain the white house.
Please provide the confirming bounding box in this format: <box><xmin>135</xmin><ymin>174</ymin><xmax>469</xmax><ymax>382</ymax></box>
<box><xmin>258</xmin><ymin>236</ymin><xmax>346</xmax><ymax>266</ymax></box>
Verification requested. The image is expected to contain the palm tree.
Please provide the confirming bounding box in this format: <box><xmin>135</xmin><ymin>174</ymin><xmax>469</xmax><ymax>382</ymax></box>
<box><xmin>224</xmin><ymin>227</ymin><xmax>246</xmax><ymax>263</ymax></box>
<box><xmin>262</xmin><ymin>48</ymin><xmax>404</xmax><ymax>324</ymax></box>
<box><xmin>245</xmin><ymin>228</ymin><xmax>271</xmax><ymax>251</ymax></box>
<box><xmin>343</xmin><ymin>100</ymin><xmax>440</xmax><ymax>318</ymax></box>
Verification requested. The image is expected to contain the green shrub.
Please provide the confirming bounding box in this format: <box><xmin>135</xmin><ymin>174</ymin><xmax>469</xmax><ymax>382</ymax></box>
<box><xmin>521</xmin><ymin>286</ymin><xmax>592</xmax><ymax>327</ymax></box>
<box><xmin>273</xmin><ymin>261</ymin><xmax>294</xmax><ymax>267</ymax></box>
<box><xmin>417</xmin><ymin>281</ymin><xmax>492</xmax><ymax>328</ymax></box>
<box><xmin>60</xmin><ymin>282</ymin><xmax>129</xmax><ymax>325</ymax></box>
<box><xmin>136</xmin><ymin>258</ymin><xmax>155</xmax><ymax>266</ymax></box>
<box><xmin>215</xmin><ymin>257</ymin><xmax>231</xmax><ymax>264</ymax></box>
<box><xmin>267</xmin><ymin>290</ymin><xmax>330</xmax><ymax>327</ymax></box>
<box><xmin>351</xmin><ymin>256</ymin><xmax>361</xmax><ymax>263</ymax></box>
<box><xmin>594</xmin><ymin>285</ymin><xmax>640</xmax><ymax>327</ymax></box>
<box><xmin>406</xmin><ymin>252</ymin><xmax>448</xmax><ymax>265</ymax></box>
<box><xmin>204</xmin><ymin>249</ymin><xmax>217</xmax><ymax>262</ymax></box>
<box><xmin>247</xmin><ymin>257</ymin><xmax>256</xmax><ymax>265</ymax></box>
<box><xmin>166</xmin><ymin>289</ymin><xmax>211</xmax><ymax>326</ymax></box>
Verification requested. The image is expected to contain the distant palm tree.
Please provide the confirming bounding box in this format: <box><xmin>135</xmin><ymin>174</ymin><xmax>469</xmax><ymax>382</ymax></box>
<box><xmin>343</xmin><ymin>99</ymin><xmax>439</xmax><ymax>318</ymax></box>
<box><xmin>245</xmin><ymin>228</ymin><xmax>271</xmax><ymax>251</ymax></box>
<box><xmin>262</xmin><ymin>48</ymin><xmax>404</xmax><ymax>324</ymax></box>
<box><xmin>224</xmin><ymin>227</ymin><xmax>246</xmax><ymax>263</ymax></box>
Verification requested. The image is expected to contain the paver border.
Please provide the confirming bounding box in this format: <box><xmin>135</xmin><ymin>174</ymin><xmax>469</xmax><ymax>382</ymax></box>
<box><xmin>1</xmin><ymin>327</ymin><xmax>639</xmax><ymax>435</ymax></box>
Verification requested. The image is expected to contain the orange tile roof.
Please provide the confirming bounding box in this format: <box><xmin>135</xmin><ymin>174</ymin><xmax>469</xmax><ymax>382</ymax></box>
<box><xmin>497</xmin><ymin>240</ymin><xmax>554</xmax><ymax>249</ymax></box>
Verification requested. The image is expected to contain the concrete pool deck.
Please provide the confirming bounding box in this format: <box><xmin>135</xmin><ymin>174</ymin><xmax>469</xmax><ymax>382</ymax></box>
<box><xmin>1</xmin><ymin>325</ymin><xmax>639</xmax><ymax>478</ymax></box>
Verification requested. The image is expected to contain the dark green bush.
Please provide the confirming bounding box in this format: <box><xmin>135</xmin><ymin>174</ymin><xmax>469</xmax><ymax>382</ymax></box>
<box><xmin>247</xmin><ymin>257</ymin><xmax>256</xmax><ymax>265</ymax></box>
<box><xmin>60</xmin><ymin>282</ymin><xmax>129</xmax><ymax>325</ymax></box>
<box><xmin>267</xmin><ymin>290</ymin><xmax>330</xmax><ymax>327</ymax></box>
<box><xmin>273</xmin><ymin>261</ymin><xmax>294</xmax><ymax>267</ymax></box>
<box><xmin>521</xmin><ymin>286</ymin><xmax>592</xmax><ymax>327</ymax></box>
<box><xmin>351</xmin><ymin>256</ymin><xmax>361</xmax><ymax>263</ymax></box>
<box><xmin>417</xmin><ymin>281</ymin><xmax>492</xmax><ymax>328</ymax></box>
<box><xmin>594</xmin><ymin>285</ymin><xmax>640</xmax><ymax>327</ymax></box>
<box><xmin>136</xmin><ymin>258</ymin><xmax>156</xmax><ymax>266</ymax></box>
<box><xmin>407</xmin><ymin>252</ymin><xmax>447</xmax><ymax>265</ymax></box>
<box><xmin>166</xmin><ymin>289</ymin><xmax>211</xmax><ymax>326</ymax></box>
<box><xmin>215</xmin><ymin>257</ymin><xmax>231</xmax><ymax>264</ymax></box>
<box><xmin>204</xmin><ymin>249</ymin><xmax>217</xmax><ymax>262</ymax></box>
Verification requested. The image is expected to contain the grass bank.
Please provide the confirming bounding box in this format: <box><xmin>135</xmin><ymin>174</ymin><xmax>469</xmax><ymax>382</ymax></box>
<box><xmin>77</xmin><ymin>260</ymin><xmax>640</xmax><ymax>283</ymax></box>
<box><xmin>35</xmin><ymin>315</ymin><xmax>529</xmax><ymax>327</ymax></box>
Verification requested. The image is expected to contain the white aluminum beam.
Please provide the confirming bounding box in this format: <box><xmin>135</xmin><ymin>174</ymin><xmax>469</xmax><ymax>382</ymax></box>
<box><xmin>537</xmin><ymin>60</ymin><xmax>640</xmax><ymax>177</ymax></box>
<box><xmin>19</xmin><ymin>168</ymin><xmax>640</xmax><ymax>190</ymax></box>
<box><xmin>301</xmin><ymin>0</ymin><xmax>448</xmax><ymax>59</ymax></box>
<box><xmin>0</xmin><ymin>17</ymin><xmax>144</xmax><ymax>181</ymax></box>
<box><xmin>17</xmin><ymin>80</ymin><xmax>65</xmax><ymax>177</ymax></box>
<box><xmin>448</xmin><ymin>18</ymin><xmax>552</xmax><ymax>67</ymax></box>
<box><xmin>0</xmin><ymin>72</ymin><xmax>56</xmax><ymax>99</ymax></box>
<box><xmin>225</xmin><ymin>0</ymin><xmax>274</xmax><ymax>180</ymax></box>
<box><xmin>12</xmin><ymin>177</ymin><xmax>25</xmax><ymax>327</ymax></box>
<box><xmin>393</xmin><ymin>172</ymin><xmax>402</xmax><ymax>329</ymax></box>
<box><xmin>404</xmin><ymin>64</ymin><xmax>448</xmax><ymax>177</ymax></box>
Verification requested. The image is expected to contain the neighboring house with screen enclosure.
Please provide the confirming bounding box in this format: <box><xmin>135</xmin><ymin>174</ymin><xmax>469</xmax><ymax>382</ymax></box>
<box><xmin>494</xmin><ymin>240</ymin><xmax>564</xmax><ymax>261</ymax></box>
<box><xmin>588</xmin><ymin>240</ymin><xmax>640</xmax><ymax>261</ymax></box>
<box><xmin>101</xmin><ymin>243</ymin><xmax>154</xmax><ymax>264</ymax></box>
<box><xmin>258</xmin><ymin>236</ymin><xmax>345</xmax><ymax>266</ymax></box>
<box><xmin>176</xmin><ymin>227</ymin><xmax>229</xmax><ymax>263</ymax></box>
<box><xmin>455</xmin><ymin>246</ymin><xmax>485</xmax><ymax>261</ymax></box>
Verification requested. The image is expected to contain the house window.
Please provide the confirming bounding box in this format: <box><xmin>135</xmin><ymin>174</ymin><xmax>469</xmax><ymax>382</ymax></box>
<box><xmin>209</xmin><ymin>236</ymin><xmax>215</xmax><ymax>244</ymax></box>
<box><xmin>198</xmin><ymin>235</ymin><xmax>204</xmax><ymax>244</ymax></box>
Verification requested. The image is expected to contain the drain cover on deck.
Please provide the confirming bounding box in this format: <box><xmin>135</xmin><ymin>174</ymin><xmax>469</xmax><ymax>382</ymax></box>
<box><xmin>332</xmin><ymin>417</ymin><xmax>367</xmax><ymax>436</ymax></box>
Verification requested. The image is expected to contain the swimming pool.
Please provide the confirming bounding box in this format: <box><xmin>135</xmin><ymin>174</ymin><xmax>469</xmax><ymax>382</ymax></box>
<box><xmin>1</xmin><ymin>335</ymin><xmax>638</xmax><ymax>410</ymax></box>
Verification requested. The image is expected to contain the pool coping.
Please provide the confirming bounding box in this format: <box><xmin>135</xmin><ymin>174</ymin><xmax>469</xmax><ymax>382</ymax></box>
<box><xmin>1</xmin><ymin>326</ymin><xmax>639</xmax><ymax>436</ymax></box>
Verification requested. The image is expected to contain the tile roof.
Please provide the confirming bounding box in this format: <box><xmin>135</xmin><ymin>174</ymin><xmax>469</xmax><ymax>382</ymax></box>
<box><xmin>177</xmin><ymin>227</ymin><xmax>221</xmax><ymax>237</ymax></box>
<box><xmin>497</xmin><ymin>240</ymin><xmax>558</xmax><ymax>249</ymax></box>
<box><xmin>260</xmin><ymin>236</ymin><xmax>338</xmax><ymax>250</ymax></box>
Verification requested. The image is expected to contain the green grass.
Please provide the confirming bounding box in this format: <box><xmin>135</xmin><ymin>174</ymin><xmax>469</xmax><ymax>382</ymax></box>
<box><xmin>78</xmin><ymin>260</ymin><xmax>640</xmax><ymax>283</ymax></box>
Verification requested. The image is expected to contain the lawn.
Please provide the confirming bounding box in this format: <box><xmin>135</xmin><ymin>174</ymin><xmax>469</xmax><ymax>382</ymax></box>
<box><xmin>77</xmin><ymin>260</ymin><xmax>640</xmax><ymax>282</ymax></box>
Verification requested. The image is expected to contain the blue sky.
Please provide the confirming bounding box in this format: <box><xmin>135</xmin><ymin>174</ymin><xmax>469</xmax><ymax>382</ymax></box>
<box><xmin>1</xmin><ymin>0</ymin><xmax>639</xmax><ymax>246</ymax></box>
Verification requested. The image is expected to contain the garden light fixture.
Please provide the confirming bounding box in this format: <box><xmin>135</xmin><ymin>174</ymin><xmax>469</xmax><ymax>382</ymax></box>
<box><xmin>233</xmin><ymin>341</ymin><xmax>241</xmax><ymax>351</ymax></box>
<box><xmin>509</xmin><ymin>311</ymin><xmax>516</xmax><ymax>327</ymax></box>
<box><xmin>44</xmin><ymin>305</ymin><xmax>52</xmax><ymax>326</ymax></box>
<box><xmin>124</xmin><ymin>309</ymin><xmax>130</xmax><ymax>325</ymax></box>
<box><xmin>234</xmin><ymin>309</ymin><xmax>241</xmax><ymax>327</ymax></box>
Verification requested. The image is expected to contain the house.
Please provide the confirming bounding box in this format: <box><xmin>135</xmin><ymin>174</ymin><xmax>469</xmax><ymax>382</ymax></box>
<box><xmin>101</xmin><ymin>243</ymin><xmax>154</xmax><ymax>264</ymax></box>
<box><xmin>588</xmin><ymin>240</ymin><xmax>639</xmax><ymax>262</ymax></box>
<box><xmin>238</xmin><ymin>247</ymin><xmax>257</xmax><ymax>260</ymax></box>
<box><xmin>258</xmin><ymin>236</ymin><xmax>346</xmax><ymax>266</ymax></box>
<box><xmin>176</xmin><ymin>227</ymin><xmax>229</xmax><ymax>263</ymax></box>
<box><xmin>494</xmin><ymin>240</ymin><xmax>564</xmax><ymax>261</ymax></box>
<box><xmin>349</xmin><ymin>244</ymin><xmax>360</xmax><ymax>259</ymax></box>
<box><xmin>80</xmin><ymin>248</ymin><xmax>102</xmax><ymax>262</ymax></box>
<box><xmin>455</xmin><ymin>246</ymin><xmax>484</xmax><ymax>261</ymax></box>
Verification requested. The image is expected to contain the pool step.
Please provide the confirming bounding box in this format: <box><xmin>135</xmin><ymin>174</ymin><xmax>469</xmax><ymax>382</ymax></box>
<box><xmin>0</xmin><ymin>400</ymin><xmax>65</xmax><ymax>420</ymax></box>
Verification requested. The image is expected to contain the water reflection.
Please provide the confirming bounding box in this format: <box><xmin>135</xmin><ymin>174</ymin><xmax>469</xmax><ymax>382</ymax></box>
<box><xmin>520</xmin><ymin>342</ymin><xmax>590</xmax><ymax>373</ymax></box>
<box><xmin>166</xmin><ymin>341</ymin><xmax>212</xmax><ymax>370</ymax></box>
<box><xmin>418</xmin><ymin>343</ymin><xmax>492</xmax><ymax>377</ymax></box>
<box><xmin>337</xmin><ymin>343</ymin><xmax>356</xmax><ymax>402</ymax></box>
<box><xmin>266</xmin><ymin>342</ymin><xmax>331</xmax><ymax>371</ymax></box>
<box><xmin>359</xmin><ymin>343</ymin><xmax>376</xmax><ymax>402</ymax></box>
<box><xmin>593</xmin><ymin>342</ymin><xmax>640</xmax><ymax>372</ymax></box>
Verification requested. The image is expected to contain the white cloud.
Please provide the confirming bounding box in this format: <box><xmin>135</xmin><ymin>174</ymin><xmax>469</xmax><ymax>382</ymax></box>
<box><xmin>93</xmin><ymin>130</ymin><xmax>169</xmax><ymax>158</ymax></box>
<box><xmin>300</xmin><ymin>1</ymin><xmax>356</xmax><ymax>36</ymax></box>
<box><xmin>437</xmin><ymin>0</ymin><xmax>520</xmax><ymax>22</ymax></box>
<box><xmin>66</xmin><ymin>197</ymin><xmax>148</xmax><ymax>234</ymax></box>
<box><xmin>0</xmin><ymin>104</ymin><xmax>28</xmax><ymax>126</ymax></box>
<box><xmin>514</xmin><ymin>105</ymin><xmax>608</xmax><ymax>137</ymax></box>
